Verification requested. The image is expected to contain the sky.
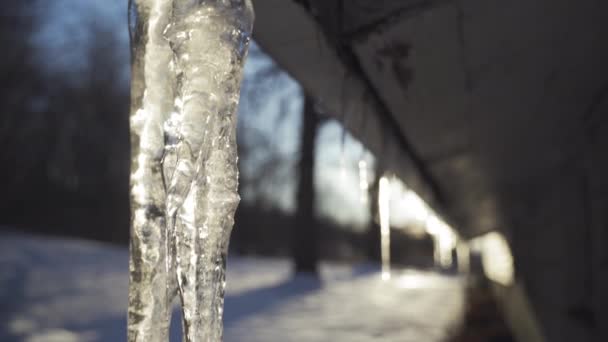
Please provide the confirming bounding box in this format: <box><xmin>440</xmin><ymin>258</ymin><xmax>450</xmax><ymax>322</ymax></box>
<box><xmin>31</xmin><ymin>0</ymin><xmax>130</xmax><ymax>84</ymax></box>
<box><xmin>239</xmin><ymin>42</ymin><xmax>375</xmax><ymax>229</ymax></box>
<box><xmin>31</xmin><ymin>0</ymin><xmax>376</xmax><ymax>229</ymax></box>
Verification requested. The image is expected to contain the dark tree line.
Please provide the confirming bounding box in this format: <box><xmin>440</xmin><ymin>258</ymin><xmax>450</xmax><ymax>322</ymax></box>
<box><xmin>0</xmin><ymin>1</ymin><xmax>130</xmax><ymax>242</ymax></box>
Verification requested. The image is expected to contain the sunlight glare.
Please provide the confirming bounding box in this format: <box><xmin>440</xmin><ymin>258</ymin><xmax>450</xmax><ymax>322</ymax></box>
<box><xmin>471</xmin><ymin>232</ymin><xmax>514</xmax><ymax>286</ymax></box>
<box><xmin>396</xmin><ymin>274</ymin><xmax>428</xmax><ymax>289</ymax></box>
<box><xmin>358</xmin><ymin>160</ymin><xmax>369</xmax><ymax>204</ymax></box>
<box><xmin>426</xmin><ymin>215</ymin><xmax>457</xmax><ymax>268</ymax></box>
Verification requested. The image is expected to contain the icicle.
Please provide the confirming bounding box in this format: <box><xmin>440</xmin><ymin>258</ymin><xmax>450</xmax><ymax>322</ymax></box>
<box><xmin>378</xmin><ymin>176</ymin><xmax>391</xmax><ymax>281</ymax></box>
<box><xmin>127</xmin><ymin>0</ymin><xmax>254</xmax><ymax>341</ymax></box>
<box><xmin>127</xmin><ymin>0</ymin><xmax>178</xmax><ymax>340</ymax></box>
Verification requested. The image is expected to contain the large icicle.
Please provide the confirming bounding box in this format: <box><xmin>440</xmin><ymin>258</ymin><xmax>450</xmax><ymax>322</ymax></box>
<box><xmin>128</xmin><ymin>0</ymin><xmax>176</xmax><ymax>340</ymax></box>
<box><xmin>127</xmin><ymin>1</ymin><xmax>253</xmax><ymax>341</ymax></box>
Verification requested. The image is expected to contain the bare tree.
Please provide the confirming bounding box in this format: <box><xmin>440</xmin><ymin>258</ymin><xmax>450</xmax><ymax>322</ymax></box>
<box><xmin>236</xmin><ymin>44</ymin><xmax>299</xmax><ymax>208</ymax></box>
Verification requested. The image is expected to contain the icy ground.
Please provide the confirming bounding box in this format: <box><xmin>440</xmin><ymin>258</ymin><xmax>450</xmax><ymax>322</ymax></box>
<box><xmin>0</xmin><ymin>232</ymin><xmax>464</xmax><ymax>342</ymax></box>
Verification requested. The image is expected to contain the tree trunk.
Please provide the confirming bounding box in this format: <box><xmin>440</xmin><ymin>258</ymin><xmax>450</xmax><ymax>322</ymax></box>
<box><xmin>293</xmin><ymin>96</ymin><xmax>319</xmax><ymax>274</ymax></box>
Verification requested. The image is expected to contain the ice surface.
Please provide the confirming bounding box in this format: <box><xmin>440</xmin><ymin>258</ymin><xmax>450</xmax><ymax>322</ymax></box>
<box><xmin>127</xmin><ymin>0</ymin><xmax>253</xmax><ymax>341</ymax></box>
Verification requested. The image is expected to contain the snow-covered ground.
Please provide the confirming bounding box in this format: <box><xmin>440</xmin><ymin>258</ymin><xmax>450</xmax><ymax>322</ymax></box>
<box><xmin>0</xmin><ymin>232</ymin><xmax>464</xmax><ymax>341</ymax></box>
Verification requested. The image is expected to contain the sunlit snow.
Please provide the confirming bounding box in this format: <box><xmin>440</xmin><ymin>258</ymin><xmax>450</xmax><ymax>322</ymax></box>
<box><xmin>0</xmin><ymin>233</ymin><xmax>464</xmax><ymax>342</ymax></box>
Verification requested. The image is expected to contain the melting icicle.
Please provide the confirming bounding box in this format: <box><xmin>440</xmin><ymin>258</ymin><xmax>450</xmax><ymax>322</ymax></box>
<box><xmin>127</xmin><ymin>0</ymin><xmax>253</xmax><ymax>341</ymax></box>
<box><xmin>378</xmin><ymin>176</ymin><xmax>391</xmax><ymax>280</ymax></box>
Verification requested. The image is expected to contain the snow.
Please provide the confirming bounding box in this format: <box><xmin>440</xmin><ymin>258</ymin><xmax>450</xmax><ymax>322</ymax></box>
<box><xmin>0</xmin><ymin>232</ymin><xmax>464</xmax><ymax>341</ymax></box>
